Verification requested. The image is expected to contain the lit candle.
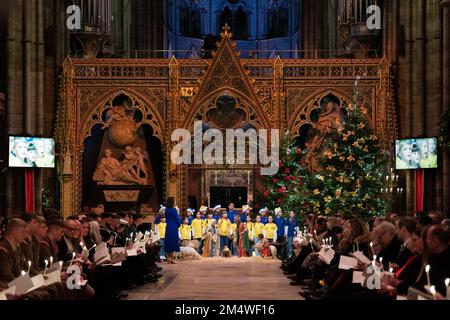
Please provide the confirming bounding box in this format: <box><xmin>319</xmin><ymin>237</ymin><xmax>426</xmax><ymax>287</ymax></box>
<box><xmin>372</xmin><ymin>255</ymin><xmax>377</xmax><ymax>268</ymax></box>
<box><xmin>21</xmin><ymin>270</ymin><xmax>26</xmax><ymax>276</ymax></box>
<box><xmin>389</xmin><ymin>268</ymin><xmax>394</xmax><ymax>274</ymax></box>
<box><xmin>59</xmin><ymin>261</ymin><xmax>63</xmax><ymax>269</ymax></box>
<box><xmin>49</xmin><ymin>256</ymin><xmax>53</xmax><ymax>268</ymax></box>
<box><xmin>27</xmin><ymin>260</ymin><xmax>31</xmax><ymax>274</ymax></box>
<box><xmin>69</xmin><ymin>252</ymin><xmax>76</xmax><ymax>267</ymax></box>
<box><xmin>88</xmin><ymin>244</ymin><xmax>97</xmax><ymax>252</ymax></box>
<box><xmin>446</xmin><ymin>278</ymin><xmax>450</xmax><ymax>299</ymax></box>
<box><xmin>425</xmin><ymin>265</ymin><xmax>431</xmax><ymax>288</ymax></box>
<box><xmin>430</xmin><ymin>285</ymin><xmax>437</xmax><ymax>298</ymax></box>
<box><xmin>44</xmin><ymin>259</ymin><xmax>49</xmax><ymax>276</ymax></box>
<box><xmin>356</xmin><ymin>239</ymin><xmax>360</xmax><ymax>252</ymax></box>
<box><xmin>370</xmin><ymin>242</ymin><xmax>375</xmax><ymax>257</ymax></box>
<box><xmin>310</xmin><ymin>239</ymin><xmax>314</xmax><ymax>252</ymax></box>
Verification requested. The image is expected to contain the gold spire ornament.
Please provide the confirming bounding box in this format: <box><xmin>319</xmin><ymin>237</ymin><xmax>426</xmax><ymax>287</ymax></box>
<box><xmin>220</xmin><ymin>23</ymin><xmax>232</xmax><ymax>39</ymax></box>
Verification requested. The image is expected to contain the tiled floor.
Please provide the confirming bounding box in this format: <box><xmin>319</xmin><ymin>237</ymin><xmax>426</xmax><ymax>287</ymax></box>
<box><xmin>126</xmin><ymin>257</ymin><xmax>304</xmax><ymax>300</ymax></box>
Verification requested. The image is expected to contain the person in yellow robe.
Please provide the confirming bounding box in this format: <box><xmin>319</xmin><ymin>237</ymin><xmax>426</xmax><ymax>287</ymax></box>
<box><xmin>253</xmin><ymin>215</ymin><xmax>265</xmax><ymax>256</ymax></box>
<box><xmin>179</xmin><ymin>218</ymin><xmax>192</xmax><ymax>242</ymax></box>
<box><xmin>217</xmin><ymin>213</ymin><xmax>231</xmax><ymax>253</ymax></box>
<box><xmin>157</xmin><ymin>217</ymin><xmax>167</xmax><ymax>258</ymax></box>
<box><xmin>191</xmin><ymin>212</ymin><xmax>204</xmax><ymax>253</ymax></box>
<box><xmin>263</xmin><ymin>216</ymin><xmax>278</xmax><ymax>244</ymax></box>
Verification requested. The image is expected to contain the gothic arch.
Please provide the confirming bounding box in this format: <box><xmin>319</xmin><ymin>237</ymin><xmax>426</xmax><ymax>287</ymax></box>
<box><xmin>184</xmin><ymin>87</ymin><xmax>270</xmax><ymax>131</ymax></box>
<box><xmin>80</xmin><ymin>89</ymin><xmax>165</xmax><ymax>145</ymax></box>
<box><xmin>288</xmin><ymin>89</ymin><xmax>353</xmax><ymax>138</ymax></box>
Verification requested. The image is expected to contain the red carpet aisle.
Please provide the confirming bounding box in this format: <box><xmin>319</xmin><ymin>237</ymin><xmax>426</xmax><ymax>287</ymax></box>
<box><xmin>126</xmin><ymin>257</ymin><xmax>303</xmax><ymax>300</ymax></box>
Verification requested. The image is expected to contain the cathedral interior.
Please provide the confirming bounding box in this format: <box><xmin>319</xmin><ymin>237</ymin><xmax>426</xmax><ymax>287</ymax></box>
<box><xmin>0</xmin><ymin>0</ymin><xmax>449</xmax><ymax>218</ymax></box>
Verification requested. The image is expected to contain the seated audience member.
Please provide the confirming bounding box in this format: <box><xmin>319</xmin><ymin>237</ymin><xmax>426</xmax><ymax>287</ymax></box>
<box><xmin>392</xmin><ymin>217</ymin><xmax>417</xmax><ymax>269</ymax></box>
<box><xmin>383</xmin><ymin>226</ymin><xmax>426</xmax><ymax>296</ymax></box>
<box><xmin>80</xmin><ymin>217</ymin><xmax>95</xmax><ymax>250</ymax></box>
<box><xmin>429</xmin><ymin>211</ymin><xmax>443</xmax><ymax>225</ymax></box>
<box><xmin>57</xmin><ymin>219</ymin><xmax>83</xmax><ymax>261</ymax></box>
<box><xmin>415</xmin><ymin>225</ymin><xmax>450</xmax><ymax>296</ymax></box>
<box><xmin>373</xmin><ymin>222</ymin><xmax>402</xmax><ymax>269</ymax></box>
<box><xmin>441</xmin><ymin>219</ymin><xmax>450</xmax><ymax>232</ymax></box>
<box><xmin>0</xmin><ymin>218</ymin><xmax>52</xmax><ymax>300</ymax></box>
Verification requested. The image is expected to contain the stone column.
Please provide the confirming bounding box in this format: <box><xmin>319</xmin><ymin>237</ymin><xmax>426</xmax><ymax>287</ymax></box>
<box><xmin>441</xmin><ymin>0</ymin><xmax>450</xmax><ymax>217</ymax></box>
<box><xmin>404</xmin><ymin>0</ymin><xmax>415</xmax><ymax>214</ymax></box>
<box><xmin>6</xmin><ymin>0</ymin><xmax>24</xmax><ymax>217</ymax></box>
<box><xmin>35</xmin><ymin>0</ymin><xmax>45</xmax><ymax>214</ymax></box>
<box><xmin>425</xmin><ymin>0</ymin><xmax>443</xmax><ymax>211</ymax></box>
<box><xmin>23</xmin><ymin>0</ymin><xmax>35</xmax><ymax>134</ymax></box>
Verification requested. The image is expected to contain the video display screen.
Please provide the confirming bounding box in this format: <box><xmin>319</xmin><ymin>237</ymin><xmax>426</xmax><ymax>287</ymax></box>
<box><xmin>8</xmin><ymin>136</ymin><xmax>55</xmax><ymax>168</ymax></box>
<box><xmin>395</xmin><ymin>138</ymin><xmax>438</xmax><ymax>170</ymax></box>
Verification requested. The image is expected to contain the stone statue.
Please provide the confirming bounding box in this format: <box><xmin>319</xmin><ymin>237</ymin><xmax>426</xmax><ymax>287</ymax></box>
<box><xmin>134</xmin><ymin>147</ymin><xmax>149</xmax><ymax>181</ymax></box>
<box><xmin>94</xmin><ymin>148</ymin><xmax>136</xmax><ymax>185</ymax></box>
<box><xmin>93</xmin><ymin>147</ymin><xmax>149</xmax><ymax>186</ymax></box>
<box><xmin>103</xmin><ymin>101</ymin><xmax>141</xmax><ymax>148</ymax></box>
<box><xmin>305</xmin><ymin>101</ymin><xmax>344</xmax><ymax>172</ymax></box>
<box><xmin>102</xmin><ymin>101</ymin><xmax>135</xmax><ymax>129</ymax></box>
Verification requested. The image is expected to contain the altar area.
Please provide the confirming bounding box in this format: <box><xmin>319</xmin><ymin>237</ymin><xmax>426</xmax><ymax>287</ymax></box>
<box><xmin>56</xmin><ymin>25</ymin><xmax>396</xmax><ymax>216</ymax></box>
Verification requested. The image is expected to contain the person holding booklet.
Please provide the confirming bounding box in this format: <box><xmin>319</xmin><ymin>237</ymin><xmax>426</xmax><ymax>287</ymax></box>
<box><xmin>0</xmin><ymin>218</ymin><xmax>53</xmax><ymax>300</ymax></box>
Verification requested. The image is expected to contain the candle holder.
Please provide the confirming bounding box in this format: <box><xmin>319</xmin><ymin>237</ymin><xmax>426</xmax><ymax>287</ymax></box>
<box><xmin>381</xmin><ymin>167</ymin><xmax>403</xmax><ymax>212</ymax></box>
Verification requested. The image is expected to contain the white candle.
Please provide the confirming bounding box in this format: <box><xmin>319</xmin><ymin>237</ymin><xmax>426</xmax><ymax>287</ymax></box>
<box><xmin>356</xmin><ymin>239</ymin><xmax>360</xmax><ymax>252</ymax></box>
<box><xmin>44</xmin><ymin>259</ymin><xmax>49</xmax><ymax>276</ymax></box>
<box><xmin>49</xmin><ymin>256</ymin><xmax>53</xmax><ymax>268</ymax></box>
<box><xmin>445</xmin><ymin>278</ymin><xmax>450</xmax><ymax>299</ymax></box>
<box><xmin>59</xmin><ymin>261</ymin><xmax>63</xmax><ymax>269</ymax></box>
<box><xmin>389</xmin><ymin>268</ymin><xmax>394</xmax><ymax>274</ymax></box>
<box><xmin>310</xmin><ymin>239</ymin><xmax>314</xmax><ymax>252</ymax></box>
<box><xmin>89</xmin><ymin>244</ymin><xmax>97</xmax><ymax>252</ymax></box>
<box><xmin>27</xmin><ymin>260</ymin><xmax>31</xmax><ymax>274</ymax></box>
<box><xmin>425</xmin><ymin>265</ymin><xmax>431</xmax><ymax>288</ymax></box>
<box><xmin>430</xmin><ymin>285</ymin><xmax>437</xmax><ymax>298</ymax></box>
<box><xmin>69</xmin><ymin>252</ymin><xmax>76</xmax><ymax>267</ymax></box>
<box><xmin>21</xmin><ymin>270</ymin><xmax>26</xmax><ymax>276</ymax></box>
<box><xmin>370</xmin><ymin>242</ymin><xmax>375</xmax><ymax>257</ymax></box>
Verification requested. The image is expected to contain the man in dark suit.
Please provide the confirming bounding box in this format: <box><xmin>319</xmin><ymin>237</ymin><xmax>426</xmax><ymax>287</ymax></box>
<box><xmin>373</xmin><ymin>222</ymin><xmax>402</xmax><ymax>269</ymax></box>
<box><xmin>416</xmin><ymin>225</ymin><xmax>450</xmax><ymax>296</ymax></box>
<box><xmin>393</xmin><ymin>217</ymin><xmax>416</xmax><ymax>269</ymax></box>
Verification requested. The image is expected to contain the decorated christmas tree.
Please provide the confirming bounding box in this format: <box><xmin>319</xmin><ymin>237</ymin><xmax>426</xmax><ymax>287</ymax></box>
<box><xmin>308</xmin><ymin>77</ymin><xmax>387</xmax><ymax>218</ymax></box>
<box><xmin>260</xmin><ymin>134</ymin><xmax>310</xmax><ymax>215</ymax></box>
